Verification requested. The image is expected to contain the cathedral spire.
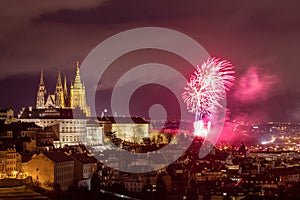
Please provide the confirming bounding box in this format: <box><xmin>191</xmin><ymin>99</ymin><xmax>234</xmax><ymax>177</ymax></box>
<box><xmin>40</xmin><ymin>70</ymin><xmax>45</xmax><ymax>85</ymax></box>
<box><xmin>55</xmin><ymin>70</ymin><xmax>64</xmax><ymax>108</ymax></box>
<box><xmin>56</xmin><ymin>71</ymin><xmax>62</xmax><ymax>87</ymax></box>
<box><xmin>74</xmin><ymin>61</ymin><xmax>82</xmax><ymax>87</ymax></box>
<box><xmin>36</xmin><ymin>70</ymin><xmax>47</xmax><ymax>109</ymax></box>
<box><xmin>76</xmin><ymin>61</ymin><xmax>80</xmax><ymax>73</ymax></box>
<box><xmin>63</xmin><ymin>75</ymin><xmax>69</xmax><ymax>108</ymax></box>
<box><xmin>63</xmin><ymin>75</ymin><xmax>68</xmax><ymax>96</ymax></box>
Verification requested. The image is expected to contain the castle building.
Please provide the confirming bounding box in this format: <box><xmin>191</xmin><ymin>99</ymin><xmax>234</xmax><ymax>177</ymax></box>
<box><xmin>97</xmin><ymin>116</ymin><xmax>149</xmax><ymax>143</ymax></box>
<box><xmin>18</xmin><ymin>107</ymin><xmax>88</xmax><ymax>148</ymax></box>
<box><xmin>36</xmin><ymin>61</ymin><xmax>90</xmax><ymax>117</ymax></box>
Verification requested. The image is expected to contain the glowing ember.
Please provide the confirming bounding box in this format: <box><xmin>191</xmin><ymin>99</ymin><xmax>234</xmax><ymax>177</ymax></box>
<box><xmin>183</xmin><ymin>57</ymin><xmax>235</xmax><ymax>137</ymax></box>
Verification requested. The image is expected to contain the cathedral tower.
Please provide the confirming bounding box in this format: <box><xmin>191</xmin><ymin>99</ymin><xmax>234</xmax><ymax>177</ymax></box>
<box><xmin>63</xmin><ymin>75</ymin><xmax>69</xmax><ymax>107</ymax></box>
<box><xmin>35</xmin><ymin>62</ymin><xmax>91</xmax><ymax>117</ymax></box>
<box><xmin>54</xmin><ymin>71</ymin><xmax>65</xmax><ymax>108</ymax></box>
<box><xmin>36</xmin><ymin>70</ymin><xmax>47</xmax><ymax>109</ymax></box>
<box><xmin>70</xmin><ymin>61</ymin><xmax>91</xmax><ymax>116</ymax></box>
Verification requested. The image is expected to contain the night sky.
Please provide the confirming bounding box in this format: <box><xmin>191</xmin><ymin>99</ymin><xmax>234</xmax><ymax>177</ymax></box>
<box><xmin>0</xmin><ymin>0</ymin><xmax>300</xmax><ymax>122</ymax></box>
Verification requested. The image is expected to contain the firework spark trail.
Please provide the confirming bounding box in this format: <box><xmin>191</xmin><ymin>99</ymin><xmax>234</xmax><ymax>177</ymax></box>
<box><xmin>182</xmin><ymin>58</ymin><xmax>235</xmax><ymax>136</ymax></box>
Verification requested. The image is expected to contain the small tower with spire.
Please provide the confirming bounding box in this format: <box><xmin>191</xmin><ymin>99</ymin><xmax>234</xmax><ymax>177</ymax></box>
<box><xmin>36</xmin><ymin>70</ymin><xmax>47</xmax><ymax>108</ymax></box>
<box><xmin>54</xmin><ymin>71</ymin><xmax>65</xmax><ymax>108</ymax></box>
<box><xmin>63</xmin><ymin>76</ymin><xmax>69</xmax><ymax>107</ymax></box>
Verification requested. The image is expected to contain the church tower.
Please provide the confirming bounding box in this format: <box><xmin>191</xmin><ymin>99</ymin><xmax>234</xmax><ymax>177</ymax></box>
<box><xmin>36</xmin><ymin>70</ymin><xmax>47</xmax><ymax>108</ymax></box>
<box><xmin>70</xmin><ymin>61</ymin><xmax>91</xmax><ymax>116</ymax></box>
<box><xmin>54</xmin><ymin>71</ymin><xmax>65</xmax><ymax>108</ymax></box>
<box><xmin>63</xmin><ymin>75</ymin><xmax>69</xmax><ymax>107</ymax></box>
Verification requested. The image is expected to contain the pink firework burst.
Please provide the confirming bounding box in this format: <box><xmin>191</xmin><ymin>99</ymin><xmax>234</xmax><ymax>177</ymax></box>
<box><xmin>182</xmin><ymin>57</ymin><xmax>235</xmax><ymax>121</ymax></box>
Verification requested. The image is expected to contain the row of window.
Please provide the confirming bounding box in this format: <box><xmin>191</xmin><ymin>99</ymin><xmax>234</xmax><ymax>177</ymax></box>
<box><xmin>245</xmin><ymin>180</ymin><xmax>275</xmax><ymax>184</ymax></box>
<box><xmin>39</xmin><ymin>120</ymin><xmax>86</xmax><ymax>125</ymax></box>
<box><xmin>59</xmin><ymin>181</ymin><xmax>71</xmax><ymax>189</ymax></box>
<box><xmin>126</xmin><ymin>186</ymin><xmax>142</xmax><ymax>192</ymax></box>
<box><xmin>6</xmin><ymin>167</ymin><xmax>16</xmax><ymax>171</ymax></box>
<box><xmin>6</xmin><ymin>154</ymin><xmax>16</xmax><ymax>159</ymax></box>
<box><xmin>7</xmin><ymin>173</ymin><xmax>17</xmax><ymax>177</ymax></box>
<box><xmin>56</xmin><ymin>162</ymin><xmax>73</xmax><ymax>166</ymax></box>
<box><xmin>55</xmin><ymin>174</ymin><xmax>74</xmax><ymax>182</ymax></box>
<box><xmin>125</xmin><ymin>182</ymin><xmax>142</xmax><ymax>187</ymax></box>
<box><xmin>55</xmin><ymin>166</ymin><xmax>73</xmax><ymax>173</ymax></box>
<box><xmin>41</xmin><ymin>120</ymin><xmax>56</xmax><ymax>124</ymax></box>
<box><xmin>61</xmin><ymin>136</ymin><xmax>82</xmax><ymax>142</ymax></box>
<box><xmin>6</xmin><ymin>160</ymin><xmax>16</xmax><ymax>165</ymax></box>
<box><xmin>61</xmin><ymin>130</ymin><xmax>86</xmax><ymax>133</ymax></box>
<box><xmin>62</xmin><ymin>127</ymin><xmax>85</xmax><ymax>131</ymax></box>
<box><xmin>61</xmin><ymin>121</ymin><xmax>86</xmax><ymax>125</ymax></box>
<box><xmin>83</xmin><ymin>168</ymin><xmax>91</xmax><ymax>174</ymax></box>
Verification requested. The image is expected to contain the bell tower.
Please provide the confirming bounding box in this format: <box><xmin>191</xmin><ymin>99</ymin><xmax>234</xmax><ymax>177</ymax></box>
<box><xmin>54</xmin><ymin>71</ymin><xmax>65</xmax><ymax>108</ymax></box>
<box><xmin>36</xmin><ymin>70</ymin><xmax>47</xmax><ymax>108</ymax></box>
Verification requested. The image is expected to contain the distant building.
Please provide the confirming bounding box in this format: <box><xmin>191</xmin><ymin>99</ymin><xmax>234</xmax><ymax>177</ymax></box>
<box><xmin>98</xmin><ymin>116</ymin><xmax>149</xmax><ymax>143</ymax></box>
<box><xmin>274</xmin><ymin>165</ymin><xmax>300</xmax><ymax>184</ymax></box>
<box><xmin>69</xmin><ymin>153</ymin><xmax>97</xmax><ymax>190</ymax></box>
<box><xmin>0</xmin><ymin>121</ymin><xmax>55</xmax><ymax>153</ymax></box>
<box><xmin>86</xmin><ymin>118</ymin><xmax>104</xmax><ymax>146</ymax></box>
<box><xmin>0</xmin><ymin>108</ymin><xmax>16</xmax><ymax>124</ymax></box>
<box><xmin>36</xmin><ymin>61</ymin><xmax>90</xmax><ymax>117</ymax></box>
<box><xmin>27</xmin><ymin>151</ymin><xmax>74</xmax><ymax>191</ymax></box>
<box><xmin>123</xmin><ymin>176</ymin><xmax>143</xmax><ymax>193</ymax></box>
<box><xmin>0</xmin><ymin>144</ymin><xmax>24</xmax><ymax>179</ymax></box>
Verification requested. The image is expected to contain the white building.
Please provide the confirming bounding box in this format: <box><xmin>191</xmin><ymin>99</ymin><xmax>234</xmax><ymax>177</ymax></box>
<box><xmin>18</xmin><ymin>107</ymin><xmax>87</xmax><ymax>148</ymax></box>
<box><xmin>86</xmin><ymin>118</ymin><xmax>103</xmax><ymax>146</ymax></box>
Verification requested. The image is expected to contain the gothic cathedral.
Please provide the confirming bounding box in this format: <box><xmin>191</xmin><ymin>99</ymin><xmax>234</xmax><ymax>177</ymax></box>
<box><xmin>36</xmin><ymin>61</ymin><xmax>91</xmax><ymax>117</ymax></box>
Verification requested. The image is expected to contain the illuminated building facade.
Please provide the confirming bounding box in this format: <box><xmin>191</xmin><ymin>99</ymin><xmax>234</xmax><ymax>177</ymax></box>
<box><xmin>36</xmin><ymin>61</ymin><xmax>90</xmax><ymax>117</ymax></box>
<box><xmin>27</xmin><ymin>151</ymin><xmax>74</xmax><ymax>191</ymax></box>
<box><xmin>0</xmin><ymin>144</ymin><xmax>25</xmax><ymax>179</ymax></box>
<box><xmin>98</xmin><ymin>116</ymin><xmax>149</xmax><ymax>143</ymax></box>
<box><xmin>86</xmin><ymin>118</ymin><xmax>104</xmax><ymax>146</ymax></box>
<box><xmin>18</xmin><ymin>107</ymin><xmax>87</xmax><ymax>148</ymax></box>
